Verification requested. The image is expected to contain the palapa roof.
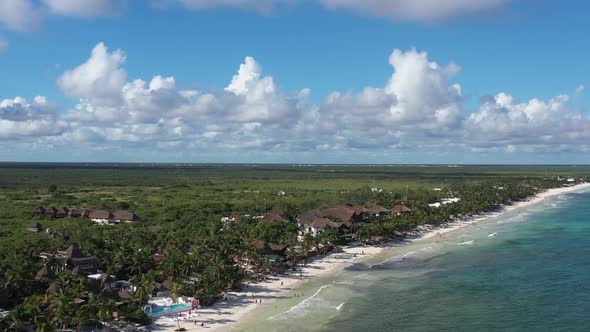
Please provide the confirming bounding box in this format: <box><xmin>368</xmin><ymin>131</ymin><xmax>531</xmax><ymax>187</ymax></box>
<box><xmin>149</xmin><ymin>281</ymin><xmax>169</xmax><ymax>294</ymax></box>
<box><xmin>390</xmin><ymin>205</ymin><xmax>412</xmax><ymax>213</ymax></box>
<box><xmin>299</xmin><ymin>205</ymin><xmax>367</xmax><ymax>225</ymax></box>
<box><xmin>70</xmin><ymin>256</ymin><xmax>97</xmax><ymax>275</ymax></box>
<box><xmin>88</xmin><ymin>210</ymin><xmax>112</xmax><ymax>220</ymax></box>
<box><xmin>320</xmin><ymin>205</ymin><xmax>360</xmax><ymax>223</ymax></box>
<box><xmin>112</xmin><ymin>210</ymin><xmax>137</xmax><ymax>221</ymax></box>
<box><xmin>309</xmin><ymin>218</ymin><xmax>339</xmax><ymax>229</ymax></box>
<box><xmin>28</xmin><ymin>221</ymin><xmax>42</xmax><ymax>229</ymax></box>
<box><xmin>56</xmin><ymin>207</ymin><xmax>70</xmax><ymax>215</ymax></box>
<box><xmin>162</xmin><ymin>276</ymin><xmax>175</xmax><ymax>290</ymax></box>
<box><xmin>117</xmin><ymin>290</ymin><xmax>132</xmax><ymax>300</ymax></box>
<box><xmin>71</xmin><ymin>266</ymin><xmax>82</xmax><ymax>275</ymax></box>
<box><xmin>46</xmin><ymin>207</ymin><xmax>58</xmax><ymax>215</ymax></box>
<box><xmin>251</xmin><ymin>240</ymin><xmax>287</xmax><ymax>255</ymax></box>
<box><xmin>365</xmin><ymin>204</ymin><xmax>390</xmax><ymax>214</ymax></box>
<box><xmin>297</xmin><ymin>209</ymin><xmax>324</xmax><ymax>225</ymax></box>
<box><xmin>251</xmin><ymin>239</ymin><xmax>268</xmax><ymax>250</ymax></box>
<box><xmin>63</xmin><ymin>244</ymin><xmax>85</xmax><ymax>258</ymax></box>
<box><xmin>46</xmin><ymin>282</ymin><xmax>61</xmax><ymax>295</ymax></box>
<box><xmin>69</xmin><ymin>208</ymin><xmax>90</xmax><ymax>217</ymax></box>
<box><xmin>35</xmin><ymin>265</ymin><xmax>55</xmax><ymax>281</ymax></box>
<box><xmin>33</xmin><ymin>206</ymin><xmax>46</xmax><ymax>214</ymax></box>
<box><xmin>97</xmin><ymin>273</ymin><xmax>113</xmax><ymax>285</ymax></box>
<box><xmin>262</xmin><ymin>210</ymin><xmax>288</xmax><ymax>223</ymax></box>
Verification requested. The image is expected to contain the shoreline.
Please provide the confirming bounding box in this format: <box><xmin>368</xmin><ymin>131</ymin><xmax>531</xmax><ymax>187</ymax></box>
<box><xmin>150</xmin><ymin>182</ymin><xmax>590</xmax><ymax>332</ymax></box>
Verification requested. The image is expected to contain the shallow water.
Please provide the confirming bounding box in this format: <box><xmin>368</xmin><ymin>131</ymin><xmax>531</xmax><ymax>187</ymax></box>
<box><xmin>237</xmin><ymin>190</ymin><xmax>590</xmax><ymax>331</ymax></box>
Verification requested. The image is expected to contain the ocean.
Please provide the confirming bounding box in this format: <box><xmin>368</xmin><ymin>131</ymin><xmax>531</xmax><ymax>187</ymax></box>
<box><xmin>237</xmin><ymin>189</ymin><xmax>590</xmax><ymax>331</ymax></box>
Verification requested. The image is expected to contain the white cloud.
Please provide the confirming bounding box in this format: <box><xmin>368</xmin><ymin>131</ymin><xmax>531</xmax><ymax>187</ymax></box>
<box><xmin>317</xmin><ymin>49</ymin><xmax>463</xmax><ymax>150</ymax></box>
<box><xmin>56</xmin><ymin>43</ymin><xmax>313</xmax><ymax>151</ymax></box>
<box><xmin>57</xmin><ymin>42</ymin><xmax>127</xmax><ymax>106</ymax></box>
<box><xmin>5</xmin><ymin>42</ymin><xmax>590</xmax><ymax>161</ymax></box>
<box><xmin>576</xmin><ymin>84</ymin><xmax>585</xmax><ymax>94</ymax></box>
<box><xmin>466</xmin><ymin>93</ymin><xmax>590</xmax><ymax>151</ymax></box>
<box><xmin>43</xmin><ymin>0</ymin><xmax>115</xmax><ymax>17</ymax></box>
<box><xmin>0</xmin><ymin>0</ymin><xmax>43</xmax><ymax>32</ymax></box>
<box><xmin>386</xmin><ymin>49</ymin><xmax>462</xmax><ymax>127</ymax></box>
<box><xmin>0</xmin><ymin>96</ymin><xmax>67</xmax><ymax>138</ymax></box>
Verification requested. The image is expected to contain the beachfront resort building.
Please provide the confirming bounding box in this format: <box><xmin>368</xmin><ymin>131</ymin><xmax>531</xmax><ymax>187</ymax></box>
<box><xmin>27</xmin><ymin>221</ymin><xmax>42</xmax><ymax>232</ymax></box>
<box><xmin>39</xmin><ymin>244</ymin><xmax>98</xmax><ymax>276</ymax></box>
<box><xmin>390</xmin><ymin>205</ymin><xmax>412</xmax><ymax>215</ymax></box>
<box><xmin>297</xmin><ymin>204</ymin><xmax>393</xmax><ymax>236</ymax></box>
<box><xmin>32</xmin><ymin>206</ymin><xmax>139</xmax><ymax>225</ymax></box>
<box><xmin>429</xmin><ymin>197</ymin><xmax>461</xmax><ymax>208</ymax></box>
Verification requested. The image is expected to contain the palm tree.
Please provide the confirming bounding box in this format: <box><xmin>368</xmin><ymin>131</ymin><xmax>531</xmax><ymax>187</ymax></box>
<box><xmin>73</xmin><ymin>293</ymin><xmax>100</xmax><ymax>329</ymax></box>
<box><xmin>131</xmin><ymin>282</ymin><xmax>149</xmax><ymax>309</ymax></box>
<box><xmin>206</xmin><ymin>256</ymin><xmax>226</xmax><ymax>287</ymax></box>
<box><xmin>170</xmin><ymin>282</ymin><xmax>184</xmax><ymax>303</ymax></box>
<box><xmin>285</xmin><ymin>247</ymin><xmax>299</xmax><ymax>270</ymax></box>
<box><xmin>49</xmin><ymin>290</ymin><xmax>74</xmax><ymax>330</ymax></box>
<box><xmin>129</xmin><ymin>250</ymin><xmax>152</xmax><ymax>278</ymax></box>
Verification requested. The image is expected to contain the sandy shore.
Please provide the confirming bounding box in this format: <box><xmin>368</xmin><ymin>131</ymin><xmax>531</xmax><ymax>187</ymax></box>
<box><xmin>149</xmin><ymin>182</ymin><xmax>590</xmax><ymax>332</ymax></box>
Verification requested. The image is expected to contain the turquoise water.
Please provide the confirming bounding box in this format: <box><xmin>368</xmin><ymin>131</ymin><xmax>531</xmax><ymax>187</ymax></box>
<box><xmin>238</xmin><ymin>190</ymin><xmax>590</xmax><ymax>331</ymax></box>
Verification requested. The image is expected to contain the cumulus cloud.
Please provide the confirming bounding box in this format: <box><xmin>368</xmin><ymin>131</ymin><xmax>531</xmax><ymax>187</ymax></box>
<box><xmin>576</xmin><ymin>84</ymin><xmax>585</xmax><ymax>94</ymax></box>
<box><xmin>317</xmin><ymin>49</ymin><xmax>463</xmax><ymax>151</ymax></box>
<box><xmin>4</xmin><ymin>42</ymin><xmax>590</xmax><ymax>161</ymax></box>
<box><xmin>43</xmin><ymin>0</ymin><xmax>116</xmax><ymax>17</ymax></box>
<box><xmin>466</xmin><ymin>93</ymin><xmax>590</xmax><ymax>152</ymax></box>
<box><xmin>55</xmin><ymin>42</ymin><xmax>313</xmax><ymax>151</ymax></box>
<box><xmin>57</xmin><ymin>42</ymin><xmax>127</xmax><ymax>106</ymax></box>
<box><xmin>0</xmin><ymin>96</ymin><xmax>67</xmax><ymax>138</ymax></box>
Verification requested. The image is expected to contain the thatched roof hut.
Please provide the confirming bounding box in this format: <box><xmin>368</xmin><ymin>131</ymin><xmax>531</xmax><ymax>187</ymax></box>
<box><xmin>35</xmin><ymin>265</ymin><xmax>55</xmax><ymax>281</ymax></box>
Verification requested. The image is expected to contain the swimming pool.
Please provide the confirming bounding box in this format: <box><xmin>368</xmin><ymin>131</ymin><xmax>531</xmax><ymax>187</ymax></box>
<box><xmin>146</xmin><ymin>303</ymin><xmax>192</xmax><ymax>317</ymax></box>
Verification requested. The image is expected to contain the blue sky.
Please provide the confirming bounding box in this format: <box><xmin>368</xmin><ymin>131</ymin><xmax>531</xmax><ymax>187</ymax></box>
<box><xmin>1</xmin><ymin>0</ymin><xmax>589</xmax><ymax>163</ymax></box>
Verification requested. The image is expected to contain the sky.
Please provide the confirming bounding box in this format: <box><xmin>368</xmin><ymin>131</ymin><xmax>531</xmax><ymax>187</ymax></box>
<box><xmin>0</xmin><ymin>0</ymin><xmax>589</xmax><ymax>164</ymax></box>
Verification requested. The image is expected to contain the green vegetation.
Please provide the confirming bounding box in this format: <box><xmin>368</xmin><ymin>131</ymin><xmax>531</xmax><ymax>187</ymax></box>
<box><xmin>0</xmin><ymin>163</ymin><xmax>588</xmax><ymax>330</ymax></box>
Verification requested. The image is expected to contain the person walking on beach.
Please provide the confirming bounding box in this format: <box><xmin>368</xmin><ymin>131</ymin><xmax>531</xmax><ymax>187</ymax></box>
<box><xmin>281</xmin><ymin>281</ymin><xmax>283</xmax><ymax>286</ymax></box>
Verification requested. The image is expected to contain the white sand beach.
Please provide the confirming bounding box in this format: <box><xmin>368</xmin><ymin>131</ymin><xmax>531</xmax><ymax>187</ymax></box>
<box><xmin>149</xmin><ymin>182</ymin><xmax>590</xmax><ymax>332</ymax></box>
